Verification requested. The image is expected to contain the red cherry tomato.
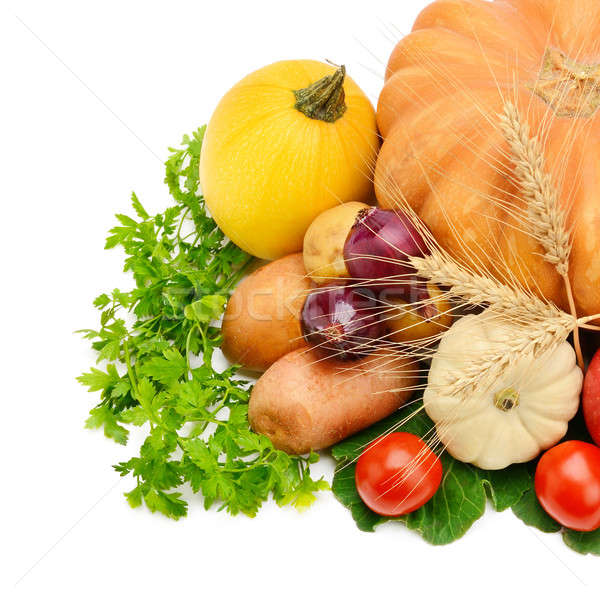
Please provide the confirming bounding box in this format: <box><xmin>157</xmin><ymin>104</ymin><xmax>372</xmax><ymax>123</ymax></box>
<box><xmin>583</xmin><ymin>348</ymin><xmax>600</xmax><ymax>446</ymax></box>
<box><xmin>535</xmin><ymin>441</ymin><xmax>600</xmax><ymax>531</ymax></box>
<box><xmin>355</xmin><ymin>432</ymin><xmax>442</xmax><ymax>517</ymax></box>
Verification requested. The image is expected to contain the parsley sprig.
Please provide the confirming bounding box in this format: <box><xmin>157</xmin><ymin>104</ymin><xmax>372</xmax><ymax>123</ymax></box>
<box><xmin>78</xmin><ymin>127</ymin><xmax>327</xmax><ymax>519</ymax></box>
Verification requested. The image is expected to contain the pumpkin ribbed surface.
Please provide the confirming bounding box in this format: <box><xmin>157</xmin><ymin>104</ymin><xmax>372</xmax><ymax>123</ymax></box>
<box><xmin>376</xmin><ymin>0</ymin><xmax>600</xmax><ymax>316</ymax></box>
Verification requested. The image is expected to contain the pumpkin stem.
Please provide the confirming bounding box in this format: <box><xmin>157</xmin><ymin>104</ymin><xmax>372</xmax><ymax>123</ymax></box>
<box><xmin>494</xmin><ymin>388</ymin><xmax>520</xmax><ymax>412</ymax></box>
<box><xmin>530</xmin><ymin>48</ymin><xmax>600</xmax><ymax>118</ymax></box>
<box><xmin>294</xmin><ymin>65</ymin><xmax>347</xmax><ymax>123</ymax></box>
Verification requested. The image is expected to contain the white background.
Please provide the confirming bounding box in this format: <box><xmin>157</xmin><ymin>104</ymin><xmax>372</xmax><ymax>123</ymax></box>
<box><xmin>2</xmin><ymin>0</ymin><xmax>599</xmax><ymax>598</ymax></box>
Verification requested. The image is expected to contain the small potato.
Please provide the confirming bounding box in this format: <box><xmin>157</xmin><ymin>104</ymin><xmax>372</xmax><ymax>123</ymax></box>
<box><xmin>221</xmin><ymin>253</ymin><xmax>312</xmax><ymax>372</ymax></box>
<box><xmin>249</xmin><ymin>348</ymin><xmax>417</xmax><ymax>454</ymax></box>
<box><xmin>303</xmin><ymin>201</ymin><xmax>369</xmax><ymax>283</ymax></box>
<box><xmin>385</xmin><ymin>283</ymin><xmax>453</xmax><ymax>343</ymax></box>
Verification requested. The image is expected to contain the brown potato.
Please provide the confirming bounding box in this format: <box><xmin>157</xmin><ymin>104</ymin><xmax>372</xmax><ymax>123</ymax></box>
<box><xmin>221</xmin><ymin>253</ymin><xmax>312</xmax><ymax>372</ymax></box>
<box><xmin>303</xmin><ymin>201</ymin><xmax>369</xmax><ymax>283</ymax></box>
<box><xmin>248</xmin><ymin>348</ymin><xmax>417</xmax><ymax>454</ymax></box>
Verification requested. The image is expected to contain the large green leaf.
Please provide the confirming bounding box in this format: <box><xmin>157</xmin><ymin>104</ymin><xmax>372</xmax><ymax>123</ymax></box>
<box><xmin>332</xmin><ymin>398</ymin><xmax>530</xmax><ymax>545</ymax></box>
<box><xmin>333</xmin><ymin>398</ymin><xmax>600</xmax><ymax>555</ymax></box>
<box><xmin>563</xmin><ymin>529</ymin><xmax>600</xmax><ymax>556</ymax></box>
<box><xmin>512</xmin><ymin>489</ymin><xmax>561</xmax><ymax>533</ymax></box>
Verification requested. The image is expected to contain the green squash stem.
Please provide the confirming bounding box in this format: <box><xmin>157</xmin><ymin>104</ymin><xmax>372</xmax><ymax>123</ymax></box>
<box><xmin>294</xmin><ymin>65</ymin><xmax>347</xmax><ymax>123</ymax></box>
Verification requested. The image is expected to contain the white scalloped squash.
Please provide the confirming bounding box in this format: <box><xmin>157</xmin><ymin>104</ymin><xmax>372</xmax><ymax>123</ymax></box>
<box><xmin>424</xmin><ymin>311</ymin><xmax>582</xmax><ymax>470</ymax></box>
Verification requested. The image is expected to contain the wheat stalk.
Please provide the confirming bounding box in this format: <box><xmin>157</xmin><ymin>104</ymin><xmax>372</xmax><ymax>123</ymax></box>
<box><xmin>499</xmin><ymin>102</ymin><xmax>572</xmax><ymax>276</ymax></box>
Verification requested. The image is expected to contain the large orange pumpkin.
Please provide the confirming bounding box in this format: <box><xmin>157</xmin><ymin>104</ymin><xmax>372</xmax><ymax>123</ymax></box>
<box><xmin>376</xmin><ymin>0</ymin><xmax>600</xmax><ymax>317</ymax></box>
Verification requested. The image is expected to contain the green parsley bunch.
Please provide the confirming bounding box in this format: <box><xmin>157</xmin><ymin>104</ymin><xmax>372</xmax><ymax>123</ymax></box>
<box><xmin>78</xmin><ymin>127</ymin><xmax>327</xmax><ymax>519</ymax></box>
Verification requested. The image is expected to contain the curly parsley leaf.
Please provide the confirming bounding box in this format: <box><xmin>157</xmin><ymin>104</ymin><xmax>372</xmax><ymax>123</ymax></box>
<box><xmin>78</xmin><ymin>127</ymin><xmax>326</xmax><ymax>520</ymax></box>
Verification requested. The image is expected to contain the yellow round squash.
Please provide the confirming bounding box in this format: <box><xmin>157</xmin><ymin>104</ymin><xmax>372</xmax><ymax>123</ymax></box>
<box><xmin>200</xmin><ymin>60</ymin><xmax>379</xmax><ymax>260</ymax></box>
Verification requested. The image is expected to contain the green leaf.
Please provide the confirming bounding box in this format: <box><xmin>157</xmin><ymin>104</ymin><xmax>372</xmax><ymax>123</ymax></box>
<box><xmin>119</xmin><ymin>406</ymin><xmax>148</xmax><ymax>426</ymax></box>
<box><xmin>143</xmin><ymin>489</ymin><xmax>187</xmax><ymax>520</ymax></box>
<box><xmin>115</xmin><ymin>213</ymin><xmax>139</xmax><ymax>228</ymax></box>
<box><xmin>331</xmin><ymin>462</ymin><xmax>385</xmax><ymax>532</ymax></box>
<box><xmin>509</xmin><ymin>414</ymin><xmax>600</xmax><ymax>555</ymax></box>
<box><xmin>184</xmin><ymin>294</ymin><xmax>227</xmax><ymax>323</ymax></box>
<box><xmin>181</xmin><ymin>438</ymin><xmax>215</xmax><ymax>471</ymax></box>
<box><xmin>563</xmin><ymin>529</ymin><xmax>600</xmax><ymax>556</ymax></box>
<box><xmin>480</xmin><ymin>464</ymin><xmax>531</xmax><ymax>512</ymax></box>
<box><xmin>136</xmin><ymin>377</ymin><xmax>156</xmax><ymax>413</ymax></box>
<box><xmin>77</xmin><ymin>365</ymin><xmax>120</xmax><ymax>392</ymax></box>
<box><xmin>290</xmin><ymin>477</ymin><xmax>330</xmax><ymax>512</ymax></box>
<box><xmin>512</xmin><ymin>489</ymin><xmax>561</xmax><ymax>533</ymax></box>
<box><xmin>85</xmin><ymin>406</ymin><xmax>129</xmax><ymax>445</ymax></box>
<box><xmin>110</xmin><ymin>378</ymin><xmax>131</xmax><ymax>399</ymax></box>
<box><xmin>139</xmin><ymin>348</ymin><xmax>187</xmax><ymax>384</ymax></box>
<box><xmin>125</xmin><ymin>485</ymin><xmax>143</xmax><ymax>508</ymax></box>
<box><xmin>93</xmin><ymin>293</ymin><xmax>111</xmax><ymax>309</ymax></box>
<box><xmin>97</xmin><ymin>339</ymin><xmax>121</xmax><ymax>362</ymax></box>
<box><xmin>130</xmin><ymin>192</ymin><xmax>149</xmax><ymax>219</ymax></box>
<box><xmin>401</xmin><ymin>457</ymin><xmax>486</xmax><ymax>545</ymax></box>
<box><xmin>511</xmin><ymin>486</ymin><xmax>600</xmax><ymax>555</ymax></box>
<box><xmin>332</xmin><ymin>399</ymin><xmax>531</xmax><ymax>545</ymax></box>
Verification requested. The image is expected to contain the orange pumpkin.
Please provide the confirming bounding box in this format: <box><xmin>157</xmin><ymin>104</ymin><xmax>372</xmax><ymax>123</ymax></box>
<box><xmin>375</xmin><ymin>0</ymin><xmax>600</xmax><ymax>317</ymax></box>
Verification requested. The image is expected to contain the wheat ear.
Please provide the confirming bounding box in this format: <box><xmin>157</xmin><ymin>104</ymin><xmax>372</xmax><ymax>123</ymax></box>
<box><xmin>410</xmin><ymin>250</ymin><xmax>576</xmax><ymax>397</ymax></box>
<box><xmin>499</xmin><ymin>102</ymin><xmax>582</xmax><ymax>366</ymax></box>
<box><xmin>410</xmin><ymin>250</ymin><xmax>573</xmax><ymax>326</ymax></box>
<box><xmin>499</xmin><ymin>103</ymin><xmax>571</xmax><ymax>275</ymax></box>
<box><xmin>445</xmin><ymin>311</ymin><xmax>575</xmax><ymax>397</ymax></box>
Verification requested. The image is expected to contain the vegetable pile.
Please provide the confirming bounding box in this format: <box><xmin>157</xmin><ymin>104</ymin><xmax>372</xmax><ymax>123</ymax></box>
<box><xmin>80</xmin><ymin>0</ymin><xmax>600</xmax><ymax>558</ymax></box>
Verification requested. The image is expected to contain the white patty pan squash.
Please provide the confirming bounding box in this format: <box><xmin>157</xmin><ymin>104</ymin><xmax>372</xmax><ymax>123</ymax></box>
<box><xmin>424</xmin><ymin>312</ymin><xmax>582</xmax><ymax>470</ymax></box>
